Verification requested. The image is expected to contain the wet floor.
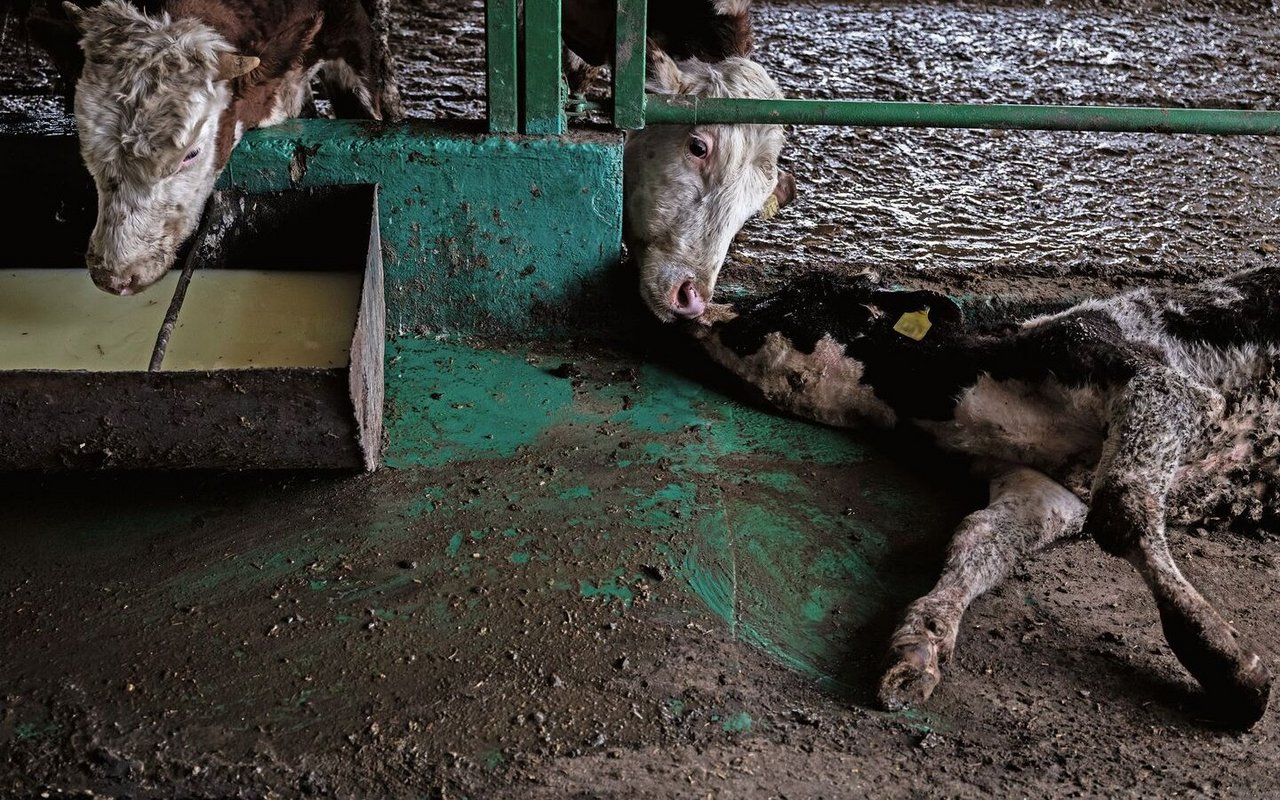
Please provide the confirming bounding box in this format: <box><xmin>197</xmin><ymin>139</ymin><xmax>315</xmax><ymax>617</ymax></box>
<box><xmin>3</xmin><ymin>339</ymin><xmax>1279</xmax><ymax>798</ymax></box>
<box><xmin>5</xmin><ymin>0</ymin><xmax>1280</xmax><ymax>304</ymax></box>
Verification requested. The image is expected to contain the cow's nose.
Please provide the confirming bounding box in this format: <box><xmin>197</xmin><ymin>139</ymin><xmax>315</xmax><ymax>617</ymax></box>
<box><xmin>670</xmin><ymin>280</ymin><xmax>706</xmax><ymax>319</ymax></box>
<box><xmin>90</xmin><ymin>268</ymin><xmax>144</xmax><ymax>296</ymax></box>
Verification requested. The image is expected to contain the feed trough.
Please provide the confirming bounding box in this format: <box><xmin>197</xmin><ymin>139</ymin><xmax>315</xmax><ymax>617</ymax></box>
<box><xmin>0</xmin><ymin>184</ymin><xmax>384</xmax><ymax>471</ymax></box>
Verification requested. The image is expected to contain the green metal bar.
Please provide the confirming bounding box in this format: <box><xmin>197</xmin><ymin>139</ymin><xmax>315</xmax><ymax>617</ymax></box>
<box><xmin>567</xmin><ymin>98</ymin><xmax>611</xmax><ymax>117</ymax></box>
<box><xmin>485</xmin><ymin>0</ymin><xmax>519</xmax><ymax>133</ymax></box>
<box><xmin>643</xmin><ymin>96</ymin><xmax>1280</xmax><ymax>135</ymax></box>
<box><xmin>522</xmin><ymin>0</ymin><xmax>566</xmax><ymax>135</ymax></box>
<box><xmin>612</xmin><ymin>0</ymin><xmax>648</xmax><ymax>130</ymax></box>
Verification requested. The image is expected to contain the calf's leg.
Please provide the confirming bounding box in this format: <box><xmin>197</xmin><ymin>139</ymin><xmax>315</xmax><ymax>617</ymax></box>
<box><xmin>879</xmin><ymin>467</ymin><xmax>1086</xmax><ymax>710</ymax></box>
<box><xmin>1085</xmin><ymin>367</ymin><xmax>1272</xmax><ymax>727</ymax></box>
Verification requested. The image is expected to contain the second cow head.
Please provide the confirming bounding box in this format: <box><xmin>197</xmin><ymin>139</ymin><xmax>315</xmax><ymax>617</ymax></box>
<box><xmin>624</xmin><ymin>45</ymin><xmax>795</xmax><ymax>322</ymax></box>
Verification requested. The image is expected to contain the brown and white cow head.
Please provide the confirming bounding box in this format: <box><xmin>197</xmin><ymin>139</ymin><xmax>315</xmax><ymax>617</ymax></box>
<box><xmin>61</xmin><ymin>1</ymin><xmax>325</xmax><ymax>295</ymax></box>
<box><xmin>624</xmin><ymin>47</ymin><xmax>794</xmax><ymax>321</ymax></box>
<box><xmin>63</xmin><ymin>1</ymin><xmax>262</xmax><ymax>295</ymax></box>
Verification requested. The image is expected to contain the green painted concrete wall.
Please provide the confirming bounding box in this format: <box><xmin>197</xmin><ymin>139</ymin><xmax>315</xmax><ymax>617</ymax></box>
<box><xmin>220</xmin><ymin>120</ymin><xmax>624</xmax><ymax>338</ymax></box>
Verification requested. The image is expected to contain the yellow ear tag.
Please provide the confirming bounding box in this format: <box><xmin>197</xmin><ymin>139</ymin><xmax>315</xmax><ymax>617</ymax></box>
<box><xmin>893</xmin><ymin>307</ymin><xmax>932</xmax><ymax>341</ymax></box>
<box><xmin>760</xmin><ymin>193</ymin><xmax>780</xmax><ymax>220</ymax></box>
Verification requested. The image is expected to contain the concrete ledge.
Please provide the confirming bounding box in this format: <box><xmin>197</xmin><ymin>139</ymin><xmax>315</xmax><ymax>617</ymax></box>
<box><xmin>223</xmin><ymin>120</ymin><xmax>625</xmax><ymax>338</ymax></box>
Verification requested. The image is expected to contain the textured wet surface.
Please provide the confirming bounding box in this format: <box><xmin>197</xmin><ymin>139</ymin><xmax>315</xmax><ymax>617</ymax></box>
<box><xmin>730</xmin><ymin>0</ymin><xmax>1280</xmax><ymax>304</ymax></box>
<box><xmin>3</xmin><ymin>339</ymin><xmax>1279</xmax><ymax>798</ymax></box>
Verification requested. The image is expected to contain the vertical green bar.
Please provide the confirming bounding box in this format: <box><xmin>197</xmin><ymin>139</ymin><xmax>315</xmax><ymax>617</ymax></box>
<box><xmin>523</xmin><ymin>0</ymin><xmax>566</xmax><ymax>134</ymax></box>
<box><xmin>613</xmin><ymin>0</ymin><xmax>647</xmax><ymax>129</ymax></box>
<box><xmin>486</xmin><ymin>0</ymin><xmax>519</xmax><ymax>133</ymax></box>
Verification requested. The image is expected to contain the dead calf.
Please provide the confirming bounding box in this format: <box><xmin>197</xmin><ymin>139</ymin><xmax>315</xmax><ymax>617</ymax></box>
<box><xmin>693</xmin><ymin>266</ymin><xmax>1280</xmax><ymax>727</ymax></box>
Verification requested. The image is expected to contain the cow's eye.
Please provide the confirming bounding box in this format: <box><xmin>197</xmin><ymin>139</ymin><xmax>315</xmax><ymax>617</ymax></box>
<box><xmin>688</xmin><ymin>136</ymin><xmax>709</xmax><ymax>159</ymax></box>
<box><xmin>182</xmin><ymin>148</ymin><xmax>201</xmax><ymax>164</ymax></box>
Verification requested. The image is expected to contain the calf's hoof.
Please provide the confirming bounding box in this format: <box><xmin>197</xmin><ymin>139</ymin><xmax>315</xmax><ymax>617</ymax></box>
<box><xmin>1203</xmin><ymin>654</ymin><xmax>1273</xmax><ymax>730</ymax></box>
<box><xmin>877</xmin><ymin>641</ymin><xmax>942</xmax><ymax>711</ymax></box>
<box><xmin>1156</xmin><ymin>598</ymin><xmax>1274</xmax><ymax>728</ymax></box>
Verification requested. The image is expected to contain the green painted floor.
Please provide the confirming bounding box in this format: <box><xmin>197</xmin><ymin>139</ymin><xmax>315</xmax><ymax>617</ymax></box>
<box><xmin>379</xmin><ymin>339</ymin><xmax>981</xmax><ymax>681</ymax></box>
<box><xmin>1</xmin><ymin>338</ymin><xmax>977</xmax><ymax>794</ymax></box>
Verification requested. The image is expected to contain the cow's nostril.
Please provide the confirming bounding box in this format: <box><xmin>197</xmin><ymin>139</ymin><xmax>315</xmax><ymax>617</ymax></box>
<box><xmin>671</xmin><ymin>280</ymin><xmax>706</xmax><ymax>319</ymax></box>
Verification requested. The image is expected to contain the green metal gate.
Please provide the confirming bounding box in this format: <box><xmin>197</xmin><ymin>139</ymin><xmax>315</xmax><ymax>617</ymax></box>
<box><xmin>491</xmin><ymin>0</ymin><xmax>1280</xmax><ymax>137</ymax></box>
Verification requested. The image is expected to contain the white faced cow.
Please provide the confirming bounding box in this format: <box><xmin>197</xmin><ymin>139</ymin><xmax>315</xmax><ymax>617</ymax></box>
<box><xmin>559</xmin><ymin>0</ymin><xmax>794</xmax><ymax>323</ymax></box>
<box><xmin>694</xmin><ymin>266</ymin><xmax>1280</xmax><ymax>728</ymax></box>
<box><xmin>625</xmin><ymin>46</ymin><xmax>795</xmax><ymax>322</ymax></box>
<box><xmin>33</xmin><ymin>0</ymin><xmax>401</xmax><ymax>295</ymax></box>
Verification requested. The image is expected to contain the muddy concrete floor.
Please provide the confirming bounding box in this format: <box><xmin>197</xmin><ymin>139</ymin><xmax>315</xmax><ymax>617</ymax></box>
<box><xmin>3</xmin><ymin>338</ymin><xmax>1280</xmax><ymax>799</ymax></box>
<box><xmin>4</xmin><ymin>0</ymin><xmax>1280</xmax><ymax>797</ymax></box>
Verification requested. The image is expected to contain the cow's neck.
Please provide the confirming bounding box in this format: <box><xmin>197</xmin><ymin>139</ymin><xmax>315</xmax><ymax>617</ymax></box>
<box><xmin>841</xmin><ymin>328</ymin><xmax>997</xmax><ymax>424</ymax></box>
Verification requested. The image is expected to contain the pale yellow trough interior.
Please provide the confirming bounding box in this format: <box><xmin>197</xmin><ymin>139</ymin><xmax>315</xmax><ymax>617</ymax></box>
<box><xmin>160</xmin><ymin>270</ymin><xmax>362</xmax><ymax>370</ymax></box>
<box><xmin>0</xmin><ymin>269</ymin><xmax>178</xmax><ymax>371</ymax></box>
<box><xmin>0</xmin><ymin>269</ymin><xmax>362</xmax><ymax>372</ymax></box>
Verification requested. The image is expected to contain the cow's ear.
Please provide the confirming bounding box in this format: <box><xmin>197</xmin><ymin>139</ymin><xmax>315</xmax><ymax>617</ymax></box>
<box><xmin>760</xmin><ymin>170</ymin><xmax>796</xmax><ymax>219</ymax></box>
<box><xmin>60</xmin><ymin>2</ymin><xmax>86</xmax><ymax>30</ymax></box>
<box><xmin>645</xmin><ymin>42</ymin><xmax>685</xmax><ymax>95</ymax></box>
<box><xmin>216</xmin><ymin>52</ymin><xmax>260</xmax><ymax>81</ymax></box>
<box><xmin>284</xmin><ymin>12</ymin><xmax>325</xmax><ymax>70</ymax></box>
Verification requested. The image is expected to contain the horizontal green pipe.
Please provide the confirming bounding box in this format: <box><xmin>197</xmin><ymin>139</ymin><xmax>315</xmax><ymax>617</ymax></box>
<box><xmin>644</xmin><ymin>96</ymin><xmax>1280</xmax><ymax>135</ymax></box>
<box><xmin>567</xmin><ymin>98</ymin><xmax>611</xmax><ymax>116</ymax></box>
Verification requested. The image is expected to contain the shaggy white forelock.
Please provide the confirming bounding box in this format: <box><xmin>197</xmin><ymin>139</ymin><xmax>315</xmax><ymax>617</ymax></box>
<box><xmin>74</xmin><ymin>0</ymin><xmax>230</xmax><ymax>178</ymax></box>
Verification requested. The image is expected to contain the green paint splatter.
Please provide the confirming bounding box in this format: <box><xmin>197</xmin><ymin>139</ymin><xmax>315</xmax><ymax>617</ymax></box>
<box><xmin>509</xmin><ymin>552</ymin><xmax>531</xmax><ymax>564</ymax></box>
<box><xmin>558</xmin><ymin>486</ymin><xmax>594</xmax><ymax>499</ymax></box>
<box><xmin>12</xmin><ymin>721</ymin><xmax>60</xmax><ymax>742</ymax></box>
<box><xmin>722</xmin><ymin>712</ymin><xmax>752</xmax><ymax>733</ymax></box>
<box><xmin>405</xmin><ymin>491</ymin><xmax>442</xmax><ymax>518</ymax></box>
<box><xmin>383</xmin><ymin>340</ymin><xmax>575</xmax><ymax>468</ymax></box>
<box><xmin>748</xmin><ymin>471</ymin><xmax>804</xmax><ymax>493</ymax></box>
<box><xmin>578</xmin><ymin>578</ymin><xmax>634</xmax><ymax>605</ymax></box>
<box><xmin>894</xmin><ymin>707</ymin><xmax>935</xmax><ymax>735</ymax></box>
<box><xmin>446</xmin><ymin>532</ymin><xmax>464</xmax><ymax>557</ymax></box>
<box><xmin>801</xmin><ymin>590</ymin><xmax>828</xmax><ymax>623</ymax></box>
<box><xmin>483</xmin><ymin>750</ymin><xmax>507</xmax><ymax>771</ymax></box>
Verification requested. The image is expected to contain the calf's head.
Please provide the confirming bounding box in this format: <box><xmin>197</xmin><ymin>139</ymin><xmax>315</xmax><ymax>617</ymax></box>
<box><xmin>63</xmin><ymin>1</ymin><xmax>263</xmax><ymax>295</ymax></box>
<box><xmin>691</xmin><ymin>271</ymin><xmax>963</xmax><ymax>428</ymax></box>
<box><xmin>625</xmin><ymin>49</ymin><xmax>795</xmax><ymax>321</ymax></box>
<box><xmin>699</xmin><ymin>272</ymin><xmax>963</xmax><ymax>358</ymax></box>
